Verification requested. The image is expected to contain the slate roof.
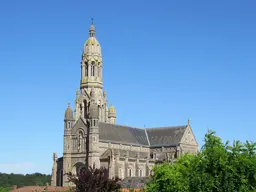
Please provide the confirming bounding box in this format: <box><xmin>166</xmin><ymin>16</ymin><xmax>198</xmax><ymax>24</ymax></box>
<box><xmin>99</xmin><ymin>122</ymin><xmax>149</xmax><ymax>146</ymax></box>
<box><xmin>99</xmin><ymin>122</ymin><xmax>188</xmax><ymax>147</ymax></box>
<box><xmin>146</xmin><ymin>125</ymin><xmax>187</xmax><ymax>147</ymax></box>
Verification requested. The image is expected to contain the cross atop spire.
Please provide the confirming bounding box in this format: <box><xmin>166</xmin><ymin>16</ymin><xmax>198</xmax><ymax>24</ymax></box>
<box><xmin>91</xmin><ymin>17</ymin><xmax>94</xmax><ymax>25</ymax></box>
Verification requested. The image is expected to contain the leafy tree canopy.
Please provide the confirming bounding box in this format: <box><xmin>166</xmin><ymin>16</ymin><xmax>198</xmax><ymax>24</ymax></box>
<box><xmin>145</xmin><ymin>131</ymin><xmax>256</xmax><ymax>192</ymax></box>
<box><xmin>0</xmin><ymin>172</ymin><xmax>51</xmax><ymax>188</ymax></box>
<box><xmin>0</xmin><ymin>187</ymin><xmax>10</xmax><ymax>192</ymax></box>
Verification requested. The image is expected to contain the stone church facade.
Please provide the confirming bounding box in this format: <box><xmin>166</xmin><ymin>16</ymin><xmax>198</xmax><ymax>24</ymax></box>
<box><xmin>51</xmin><ymin>23</ymin><xmax>199</xmax><ymax>187</ymax></box>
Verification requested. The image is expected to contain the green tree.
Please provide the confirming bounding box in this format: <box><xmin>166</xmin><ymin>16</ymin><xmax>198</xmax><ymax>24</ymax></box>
<box><xmin>0</xmin><ymin>187</ymin><xmax>10</xmax><ymax>192</ymax></box>
<box><xmin>0</xmin><ymin>173</ymin><xmax>51</xmax><ymax>188</ymax></box>
<box><xmin>145</xmin><ymin>131</ymin><xmax>256</xmax><ymax>192</ymax></box>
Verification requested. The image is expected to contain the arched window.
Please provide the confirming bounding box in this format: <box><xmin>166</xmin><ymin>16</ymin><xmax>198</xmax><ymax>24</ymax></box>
<box><xmin>91</xmin><ymin>62</ymin><xmax>95</xmax><ymax>76</ymax></box>
<box><xmin>76</xmin><ymin>163</ymin><xmax>86</xmax><ymax>176</ymax></box>
<box><xmin>68</xmin><ymin>122</ymin><xmax>71</xmax><ymax>129</ymax></box>
<box><xmin>78</xmin><ymin>131</ymin><xmax>83</xmax><ymax>152</ymax></box>
<box><xmin>80</xmin><ymin>104</ymin><xmax>83</xmax><ymax>116</ymax></box>
<box><xmin>128</xmin><ymin>168</ymin><xmax>132</xmax><ymax>177</ymax></box>
<box><xmin>83</xmin><ymin>100</ymin><xmax>88</xmax><ymax>119</ymax></box>
<box><xmin>79</xmin><ymin>167</ymin><xmax>86</xmax><ymax>174</ymax></box>
<box><xmin>85</xmin><ymin>62</ymin><xmax>88</xmax><ymax>76</ymax></box>
<box><xmin>139</xmin><ymin>169</ymin><xmax>143</xmax><ymax>177</ymax></box>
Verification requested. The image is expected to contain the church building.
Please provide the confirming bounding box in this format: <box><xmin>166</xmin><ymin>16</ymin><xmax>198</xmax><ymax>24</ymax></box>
<box><xmin>51</xmin><ymin>22</ymin><xmax>199</xmax><ymax>186</ymax></box>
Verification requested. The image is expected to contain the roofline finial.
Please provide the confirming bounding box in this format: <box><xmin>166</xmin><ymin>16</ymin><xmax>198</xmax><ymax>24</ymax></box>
<box><xmin>188</xmin><ymin>117</ymin><xmax>190</xmax><ymax>125</ymax></box>
<box><xmin>91</xmin><ymin>17</ymin><xmax>94</xmax><ymax>25</ymax></box>
<box><xmin>68</xmin><ymin>101</ymin><xmax>70</xmax><ymax>107</ymax></box>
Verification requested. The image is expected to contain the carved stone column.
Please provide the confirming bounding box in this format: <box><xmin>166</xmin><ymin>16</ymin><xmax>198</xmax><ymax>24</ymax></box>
<box><xmin>81</xmin><ymin>62</ymin><xmax>85</xmax><ymax>79</ymax></box>
<box><xmin>94</xmin><ymin>63</ymin><xmax>98</xmax><ymax>77</ymax></box>
<box><xmin>88</xmin><ymin>61</ymin><xmax>91</xmax><ymax>78</ymax></box>
<box><xmin>125</xmin><ymin>153</ymin><xmax>128</xmax><ymax>177</ymax></box>
<box><xmin>81</xmin><ymin>102</ymin><xmax>84</xmax><ymax>119</ymax></box>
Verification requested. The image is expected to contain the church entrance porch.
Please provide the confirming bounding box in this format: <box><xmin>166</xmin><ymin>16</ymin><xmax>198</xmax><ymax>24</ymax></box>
<box><xmin>72</xmin><ymin>162</ymin><xmax>86</xmax><ymax>176</ymax></box>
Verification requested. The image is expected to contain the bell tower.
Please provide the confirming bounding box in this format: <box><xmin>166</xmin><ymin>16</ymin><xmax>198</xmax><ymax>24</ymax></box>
<box><xmin>74</xmin><ymin>20</ymin><xmax>116</xmax><ymax>124</ymax></box>
<box><xmin>80</xmin><ymin>19</ymin><xmax>103</xmax><ymax>91</ymax></box>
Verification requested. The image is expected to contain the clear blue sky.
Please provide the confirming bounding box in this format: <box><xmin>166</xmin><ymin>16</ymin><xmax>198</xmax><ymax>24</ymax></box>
<box><xmin>0</xmin><ymin>0</ymin><xmax>255</xmax><ymax>174</ymax></box>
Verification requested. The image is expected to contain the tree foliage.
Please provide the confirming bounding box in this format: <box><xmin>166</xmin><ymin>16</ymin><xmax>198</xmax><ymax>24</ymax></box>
<box><xmin>0</xmin><ymin>172</ymin><xmax>51</xmax><ymax>188</ymax></box>
<box><xmin>66</xmin><ymin>166</ymin><xmax>121</xmax><ymax>192</ymax></box>
<box><xmin>0</xmin><ymin>187</ymin><xmax>10</xmax><ymax>192</ymax></box>
<box><xmin>145</xmin><ymin>131</ymin><xmax>256</xmax><ymax>192</ymax></box>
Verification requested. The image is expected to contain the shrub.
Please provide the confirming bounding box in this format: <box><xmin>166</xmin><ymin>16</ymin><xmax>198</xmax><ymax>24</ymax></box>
<box><xmin>66</xmin><ymin>165</ymin><xmax>121</xmax><ymax>192</ymax></box>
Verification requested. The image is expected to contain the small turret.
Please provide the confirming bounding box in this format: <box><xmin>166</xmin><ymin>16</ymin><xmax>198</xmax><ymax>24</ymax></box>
<box><xmin>63</xmin><ymin>103</ymin><xmax>73</xmax><ymax>185</ymax></box>
<box><xmin>64</xmin><ymin>102</ymin><xmax>73</xmax><ymax>121</ymax></box>
<box><xmin>108</xmin><ymin>104</ymin><xmax>116</xmax><ymax>124</ymax></box>
<box><xmin>64</xmin><ymin>102</ymin><xmax>74</xmax><ymax>130</ymax></box>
